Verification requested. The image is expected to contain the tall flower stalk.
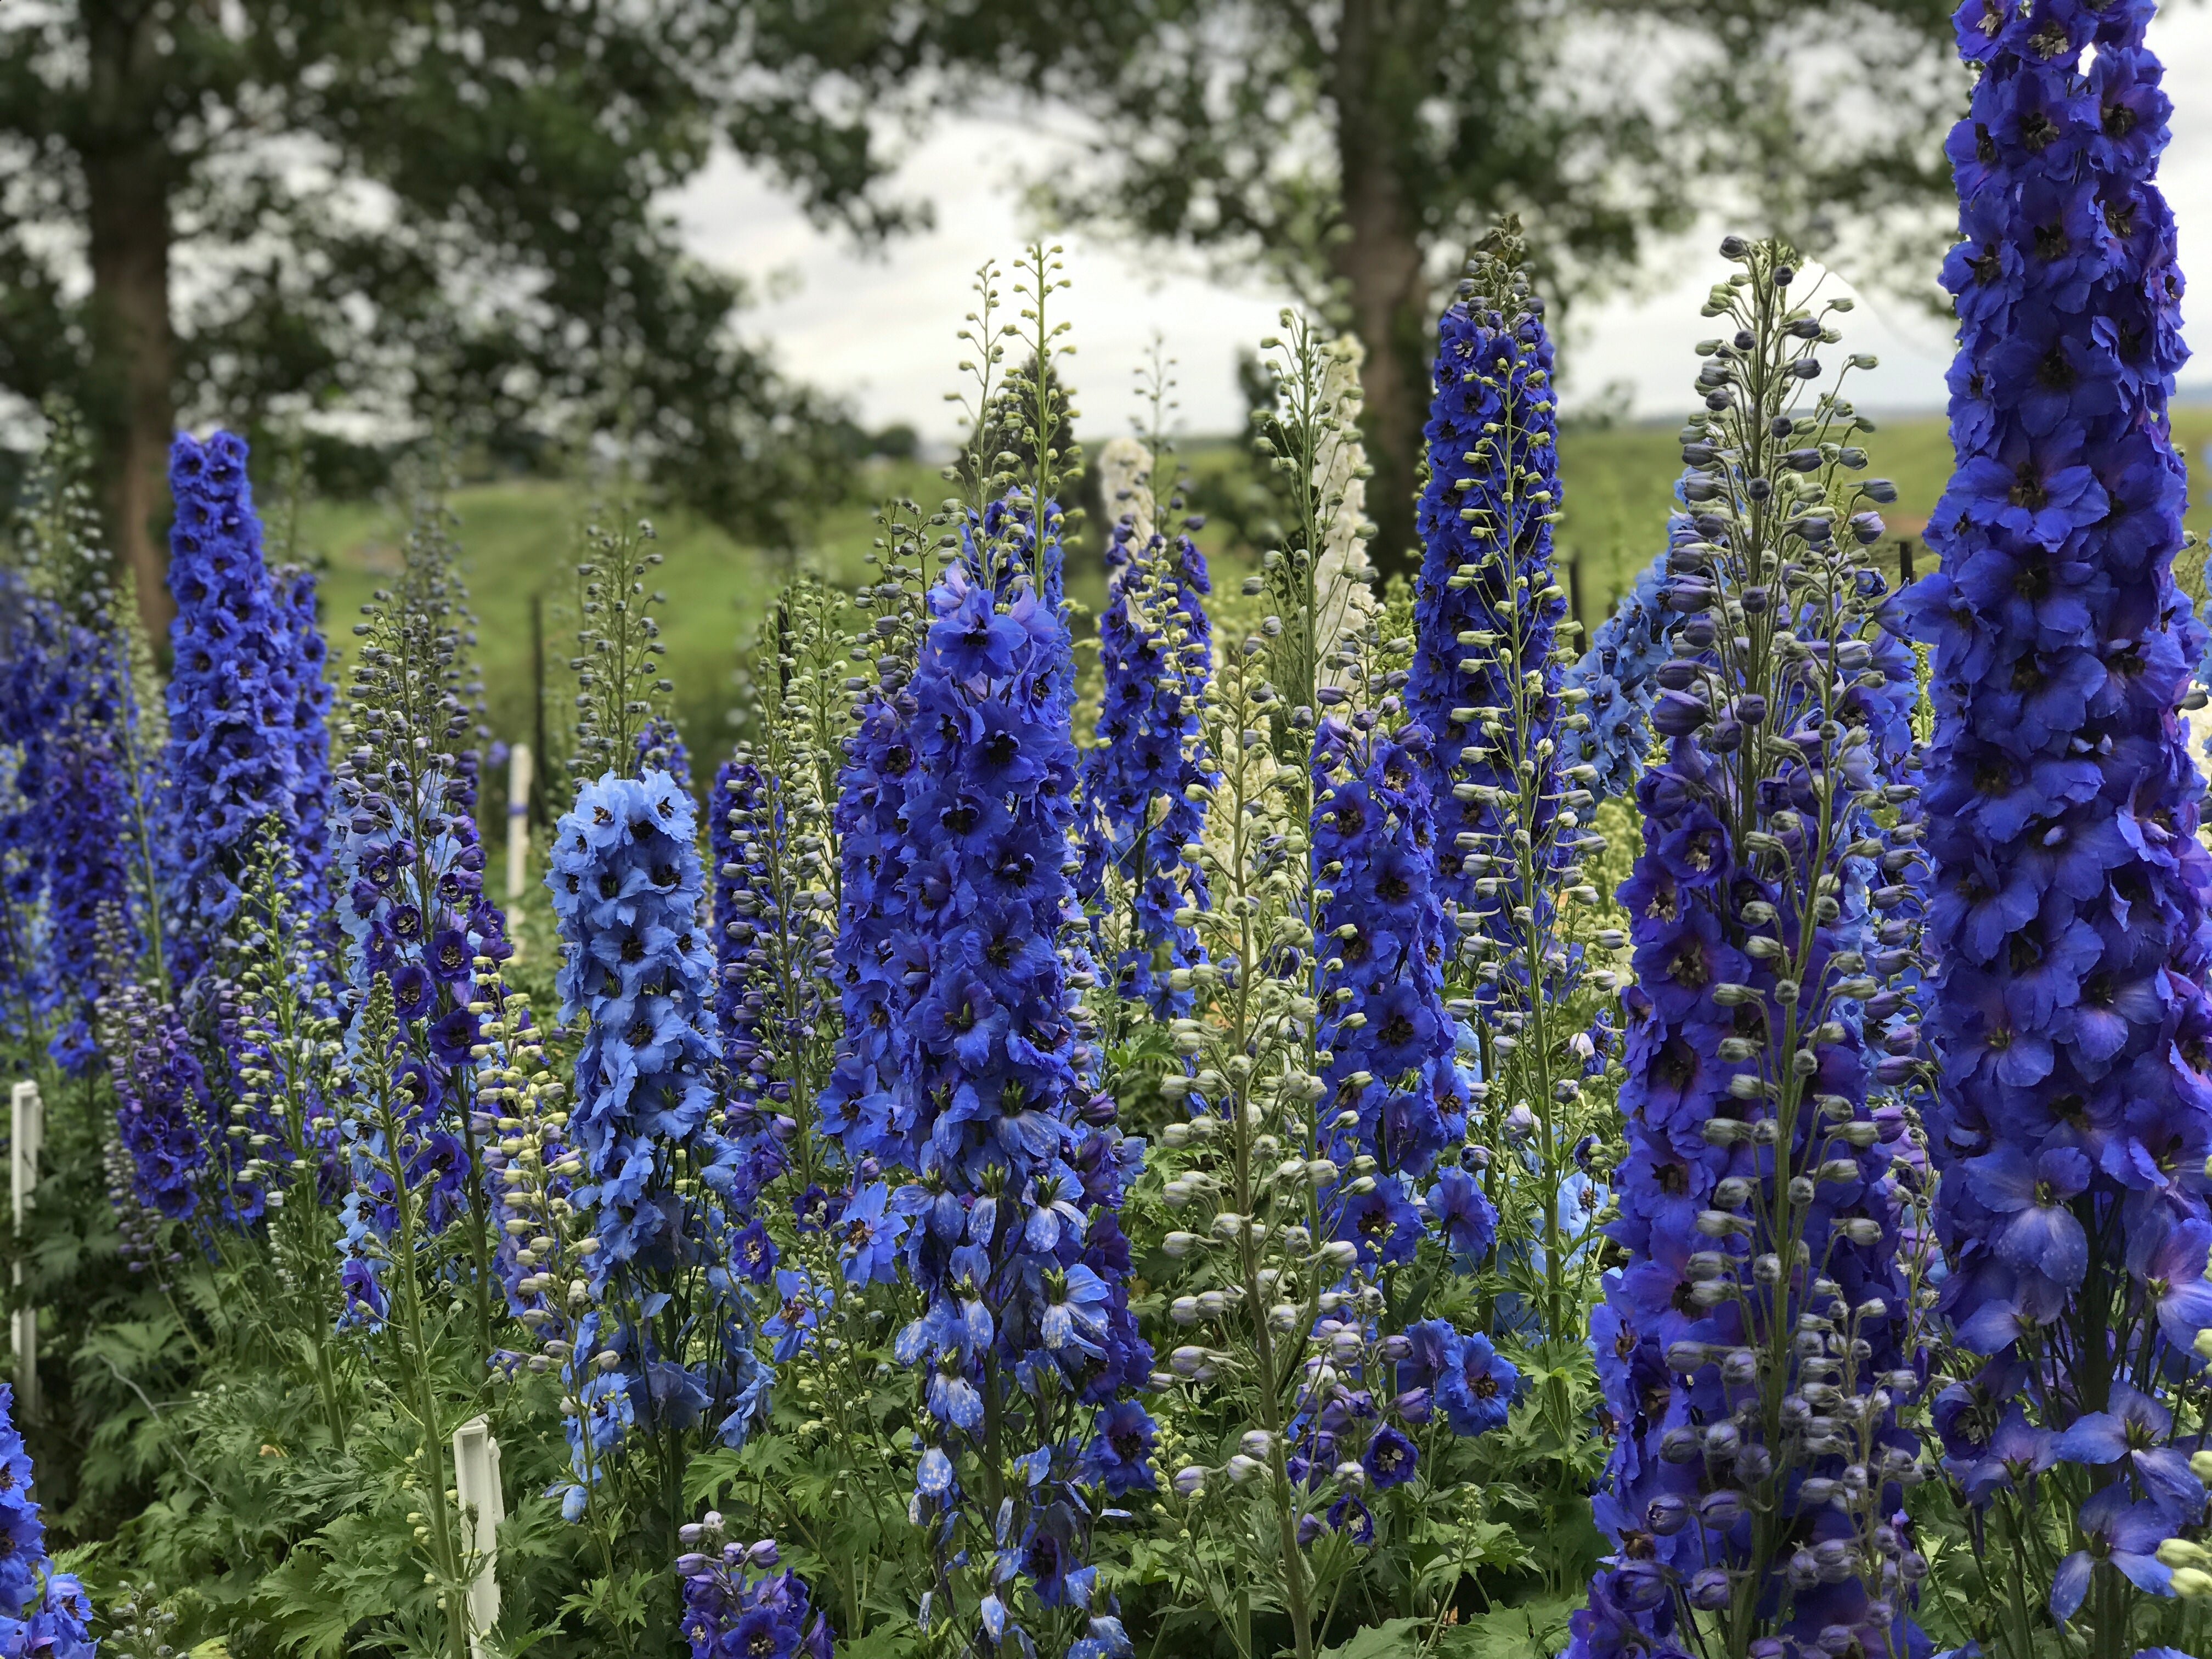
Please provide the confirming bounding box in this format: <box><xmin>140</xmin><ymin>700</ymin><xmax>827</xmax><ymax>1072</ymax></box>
<box><xmin>1408</xmin><ymin>222</ymin><xmax>1604</xmax><ymax>1346</ymax></box>
<box><xmin>1080</xmin><ymin>403</ymin><xmax>1217</xmax><ymax>1019</ymax></box>
<box><xmin>1908</xmin><ymin>4</ymin><xmax>2212</xmax><ymax>1656</ymax></box>
<box><xmin>162</xmin><ymin>432</ymin><xmax>326</xmax><ymax>983</ymax></box>
<box><xmin>1570</xmin><ymin>238</ymin><xmax>1926</xmax><ymax>1659</ymax></box>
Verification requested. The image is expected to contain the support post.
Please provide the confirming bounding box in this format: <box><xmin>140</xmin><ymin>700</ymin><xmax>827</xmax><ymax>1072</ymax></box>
<box><xmin>505</xmin><ymin>743</ymin><xmax>533</xmax><ymax>961</ymax></box>
<box><xmin>450</xmin><ymin>1414</ymin><xmax>504</xmax><ymax>1655</ymax></box>
<box><xmin>10</xmin><ymin>1080</ymin><xmax>41</xmax><ymax>1419</ymax></box>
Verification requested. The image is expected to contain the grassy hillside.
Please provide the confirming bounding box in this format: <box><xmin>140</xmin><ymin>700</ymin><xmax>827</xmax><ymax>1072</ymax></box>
<box><xmin>296</xmin><ymin>409</ymin><xmax>2212</xmax><ymax>768</ymax></box>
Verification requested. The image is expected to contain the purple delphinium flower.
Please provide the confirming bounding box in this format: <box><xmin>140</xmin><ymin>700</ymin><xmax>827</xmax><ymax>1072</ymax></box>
<box><xmin>1909</xmin><ymin>5</ymin><xmax>2211</xmax><ymax>1651</ymax></box>
<box><xmin>816</xmin><ymin>572</ymin><xmax>928</xmax><ymax>1173</ymax></box>
<box><xmin>885</xmin><ymin>498</ymin><xmax>1148</xmax><ymax>1657</ymax></box>
<box><xmin>1408</xmin><ymin>228</ymin><xmax>1572</xmax><ymax>965</ymax></box>
<box><xmin>162</xmin><ymin>432</ymin><xmax>321</xmax><ymax>983</ymax></box>
<box><xmin>1309</xmin><ymin>713</ymin><xmax>1470</xmax><ymax>1182</ymax></box>
<box><xmin>272</xmin><ymin>561</ymin><xmax>334</xmax><ymax>916</ymax></box>
<box><xmin>1567</xmin><ymin>238</ymin><xmax>1925</xmax><ymax>1659</ymax></box>
<box><xmin>103</xmin><ymin>981</ymin><xmax>215</xmax><ymax>1223</ymax></box>
<box><xmin>1077</xmin><ymin>495</ymin><xmax>1216</xmax><ymax>1016</ymax></box>
<box><xmin>709</xmin><ymin>751</ymin><xmax>829</xmax><ymax>1207</ymax></box>
<box><xmin>35</xmin><ymin>628</ymin><xmax>139</xmax><ymax>1074</ymax></box>
<box><xmin>674</xmin><ymin>1526</ymin><xmax>833</xmax><ymax>1659</ymax></box>
<box><xmin>1405</xmin><ymin>232</ymin><xmax>1604</xmax><ymax>1346</ymax></box>
<box><xmin>0</xmin><ymin>1381</ymin><xmax>96</xmax><ymax>1657</ymax></box>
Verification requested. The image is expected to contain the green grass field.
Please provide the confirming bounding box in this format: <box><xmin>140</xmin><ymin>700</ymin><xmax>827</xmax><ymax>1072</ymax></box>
<box><xmin>297</xmin><ymin>408</ymin><xmax>2212</xmax><ymax>768</ymax></box>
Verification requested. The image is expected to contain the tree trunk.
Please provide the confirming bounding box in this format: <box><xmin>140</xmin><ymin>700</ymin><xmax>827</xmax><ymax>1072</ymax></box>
<box><xmin>80</xmin><ymin>5</ymin><xmax>177</xmax><ymax>647</ymax></box>
<box><xmin>1329</xmin><ymin>0</ymin><xmax>1432</xmax><ymax>591</ymax></box>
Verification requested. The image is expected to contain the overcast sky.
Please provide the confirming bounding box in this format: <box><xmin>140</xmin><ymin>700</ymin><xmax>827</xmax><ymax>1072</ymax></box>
<box><xmin>673</xmin><ymin>10</ymin><xmax>2212</xmax><ymax>442</ymax></box>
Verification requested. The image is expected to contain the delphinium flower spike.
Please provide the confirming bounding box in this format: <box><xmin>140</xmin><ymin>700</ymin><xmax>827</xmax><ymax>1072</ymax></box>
<box><xmin>875</xmin><ymin>268</ymin><xmax>1147</xmax><ymax>1659</ymax></box>
<box><xmin>1906</xmin><ymin>4</ymin><xmax>2212</xmax><ymax>1654</ymax></box>
<box><xmin>328</xmin><ymin>495</ymin><xmax>512</xmax><ymax>1353</ymax></box>
<box><xmin>1406</xmin><ymin>221</ymin><xmax>1612</xmax><ymax>1345</ymax></box>
<box><xmin>712</xmin><ymin>579</ymin><xmax>847</xmax><ymax>1193</ymax></box>
<box><xmin>675</xmin><ymin>1516</ymin><xmax>834</xmax><ymax>1659</ymax></box>
<box><xmin>161</xmin><ymin>431</ymin><xmax>326</xmax><ymax>983</ymax></box>
<box><xmin>545</xmin><ymin>764</ymin><xmax>770</xmax><ymax>1521</ymax></box>
<box><xmin>816</xmin><ymin>499</ymin><xmax>933</xmax><ymax>1173</ymax></box>
<box><xmin>1079</xmin><ymin>390</ymin><xmax>1217</xmax><ymax>1019</ymax></box>
<box><xmin>1567</xmin><ymin>238</ymin><xmax>1927</xmax><ymax>1659</ymax></box>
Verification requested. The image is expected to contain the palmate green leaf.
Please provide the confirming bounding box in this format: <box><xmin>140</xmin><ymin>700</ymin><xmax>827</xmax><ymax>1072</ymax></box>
<box><xmin>258</xmin><ymin>1546</ymin><xmax>362</xmax><ymax>1658</ymax></box>
<box><xmin>1438</xmin><ymin>1595</ymin><xmax>1578</xmax><ymax>1659</ymax></box>
<box><xmin>1317</xmin><ymin>1614</ymin><xmax>1427</xmax><ymax>1659</ymax></box>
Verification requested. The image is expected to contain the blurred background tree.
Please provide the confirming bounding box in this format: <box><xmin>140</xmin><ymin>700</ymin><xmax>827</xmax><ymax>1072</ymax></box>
<box><xmin>1002</xmin><ymin>0</ymin><xmax>1962</xmax><ymax>583</ymax></box>
<box><xmin>0</xmin><ymin>1</ymin><xmax>988</xmax><ymax>637</ymax></box>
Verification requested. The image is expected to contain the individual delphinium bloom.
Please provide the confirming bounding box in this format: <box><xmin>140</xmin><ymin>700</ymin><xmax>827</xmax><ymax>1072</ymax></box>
<box><xmin>1906</xmin><ymin>5</ymin><xmax>2212</xmax><ymax>1654</ymax></box>
<box><xmin>1077</xmin><ymin>432</ymin><xmax>1217</xmax><ymax>1020</ymax></box>
<box><xmin>1567</xmin><ymin>238</ymin><xmax>1928</xmax><ymax>1659</ymax></box>
<box><xmin>675</xmin><ymin>1516</ymin><xmax>834</xmax><ymax>1659</ymax></box>
<box><xmin>1406</xmin><ymin>223</ymin><xmax>1613</xmax><ymax>1348</ymax></box>
<box><xmin>161</xmin><ymin>431</ymin><xmax>320</xmax><ymax>983</ymax></box>
<box><xmin>0</xmin><ymin>1381</ymin><xmax>95</xmax><ymax>1658</ymax></box>
<box><xmin>544</xmin><ymin>766</ymin><xmax>770</xmax><ymax>1523</ymax></box>
<box><xmin>1561</xmin><ymin>549</ymin><xmax>1671</xmax><ymax>803</ymax></box>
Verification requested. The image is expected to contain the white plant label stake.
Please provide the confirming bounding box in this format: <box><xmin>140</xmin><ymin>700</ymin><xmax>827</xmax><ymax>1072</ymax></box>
<box><xmin>505</xmin><ymin>742</ymin><xmax>533</xmax><ymax>961</ymax></box>
<box><xmin>451</xmin><ymin>1414</ymin><xmax>504</xmax><ymax>1655</ymax></box>
<box><xmin>10</xmin><ymin>1080</ymin><xmax>40</xmax><ymax>1417</ymax></box>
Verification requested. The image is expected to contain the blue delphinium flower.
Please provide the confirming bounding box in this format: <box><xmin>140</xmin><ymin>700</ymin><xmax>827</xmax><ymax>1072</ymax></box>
<box><xmin>549</xmin><ymin>770</ymin><xmax>725</xmax><ymax>1269</ymax></box>
<box><xmin>636</xmin><ymin>715</ymin><xmax>692</xmax><ymax>792</ymax></box>
<box><xmin>1907</xmin><ymin>4</ymin><xmax>2212</xmax><ymax>1650</ymax></box>
<box><xmin>1561</xmin><ymin>549</ymin><xmax>1669</xmax><ymax>802</ymax></box>
<box><xmin>0</xmin><ymin>1383</ymin><xmax>95</xmax><ymax>1658</ymax></box>
<box><xmin>545</xmin><ymin>768</ymin><xmax>769</xmax><ymax>1505</ymax></box>
<box><xmin>709</xmin><ymin>751</ymin><xmax>824</xmax><ymax>1205</ymax></box>
<box><xmin>272</xmin><ymin>562</ymin><xmax>334</xmax><ymax>913</ymax></box>
<box><xmin>1308</xmin><ymin>712</ymin><xmax>1470</xmax><ymax>1187</ymax></box>
<box><xmin>1568</xmin><ymin>239</ymin><xmax>1925</xmax><ymax>1659</ymax></box>
<box><xmin>36</xmin><ymin>629</ymin><xmax>138</xmax><ymax>1074</ymax></box>
<box><xmin>104</xmin><ymin>980</ymin><xmax>214</xmax><ymax>1223</ymax></box>
<box><xmin>1404</xmin><ymin>229</ymin><xmax>1603</xmax><ymax>1346</ymax></box>
<box><xmin>1079</xmin><ymin>498</ymin><xmax>1216</xmax><ymax>1015</ymax></box>
<box><xmin>817</xmin><ymin>582</ymin><xmax>928</xmax><ymax>1172</ymax></box>
<box><xmin>1407</xmin><ymin>227</ymin><xmax>1569</xmax><ymax>955</ymax></box>
<box><xmin>162</xmin><ymin>432</ymin><xmax>322</xmax><ymax>982</ymax></box>
<box><xmin>675</xmin><ymin>1525</ymin><xmax>833</xmax><ymax>1659</ymax></box>
<box><xmin>887</xmin><ymin>501</ymin><xmax>1148</xmax><ymax>1658</ymax></box>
